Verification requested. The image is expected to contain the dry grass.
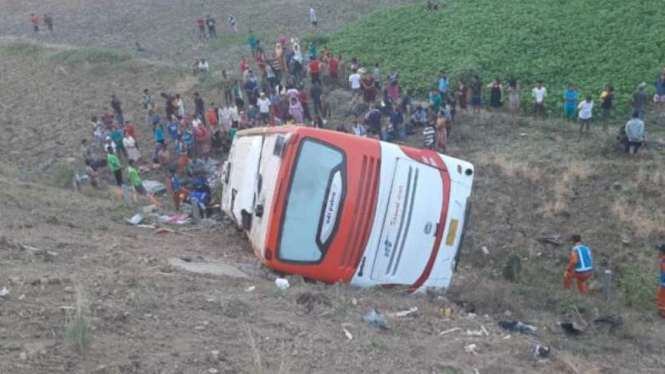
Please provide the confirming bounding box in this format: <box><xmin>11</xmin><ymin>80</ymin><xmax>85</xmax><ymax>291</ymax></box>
<box><xmin>538</xmin><ymin>162</ymin><xmax>593</xmax><ymax>217</ymax></box>
<box><xmin>612</xmin><ymin>200</ymin><xmax>665</xmax><ymax>237</ymax></box>
<box><xmin>245</xmin><ymin>325</ymin><xmax>293</xmax><ymax>374</ymax></box>
<box><xmin>65</xmin><ymin>282</ymin><xmax>92</xmax><ymax>354</ymax></box>
<box><xmin>476</xmin><ymin>154</ymin><xmax>540</xmax><ymax>182</ymax></box>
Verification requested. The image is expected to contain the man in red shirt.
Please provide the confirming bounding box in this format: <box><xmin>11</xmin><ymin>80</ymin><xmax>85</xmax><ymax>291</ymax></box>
<box><xmin>206</xmin><ymin>104</ymin><xmax>219</xmax><ymax>129</ymax></box>
<box><xmin>309</xmin><ymin>57</ymin><xmax>322</xmax><ymax>85</ymax></box>
<box><xmin>240</xmin><ymin>56</ymin><xmax>248</xmax><ymax>73</ymax></box>
<box><xmin>328</xmin><ymin>54</ymin><xmax>339</xmax><ymax>83</ymax></box>
<box><xmin>30</xmin><ymin>14</ymin><xmax>40</xmax><ymax>33</ymax></box>
<box><xmin>196</xmin><ymin>18</ymin><xmax>206</xmax><ymax>40</ymax></box>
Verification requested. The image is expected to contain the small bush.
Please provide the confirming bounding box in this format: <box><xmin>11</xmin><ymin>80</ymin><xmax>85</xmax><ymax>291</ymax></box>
<box><xmin>51</xmin><ymin>164</ymin><xmax>77</xmax><ymax>189</ymax></box>
<box><xmin>618</xmin><ymin>261</ymin><xmax>656</xmax><ymax>310</ymax></box>
<box><xmin>66</xmin><ymin>283</ymin><xmax>92</xmax><ymax>354</ymax></box>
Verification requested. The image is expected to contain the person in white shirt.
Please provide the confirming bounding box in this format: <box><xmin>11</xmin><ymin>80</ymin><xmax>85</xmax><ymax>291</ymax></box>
<box><xmin>349</xmin><ymin>69</ymin><xmax>361</xmax><ymax>97</ymax></box>
<box><xmin>532</xmin><ymin>80</ymin><xmax>547</xmax><ymax>120</ymax></box>
<box><xmin>352</xmin><ymin>121</ymin><xmax>367</xmax><ymax>137</ymax></box>
<box><xmin>175</xmin><ymin>94</ymin><xmax>185</xmax><ymax>118</ymax></box>
<box><xmin>228</xmin><ymin>103</ymin><xmax>240</xmax><ymax>128</ymax></box>
<box><xmin>198</xmin><ymin>59</ymin><xmax>209</xmax><ymax>74</ymax></box>
<box><xmin>577</xmin><ymin>96</ymin><xmax>594</xmax><ymax>136</ymax></box>
<box><xmin>218</xmin><ymin>106</ymin><xmax>231</xmax><ymax>132</ymax></box>
<box><xmin>257</xmin><ymin>92</ymin><xmax>272</xmax><ymax>124</ymax></box>
<box><xmin>310</xmin><ymin>7</ymin><xmax>318</xmax><ymax>29</ymax></box>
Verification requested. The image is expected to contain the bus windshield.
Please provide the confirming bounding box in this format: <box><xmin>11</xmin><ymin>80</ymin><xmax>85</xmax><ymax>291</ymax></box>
<box><xmin>278</xmin><ymin>139</ymin><xmax>346</xmax><ymax>263</ymax></box>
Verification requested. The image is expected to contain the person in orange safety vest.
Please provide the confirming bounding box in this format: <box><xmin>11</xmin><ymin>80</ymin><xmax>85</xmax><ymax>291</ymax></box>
<box><xmin>564</xmin><ymin>234</ymin><xmax>594</xmax><ymax>295</ymax></box>
<box><xmin>656</xmin><ymin>244</ymin><xmax>665</xmax><ymax>318</ymax></box>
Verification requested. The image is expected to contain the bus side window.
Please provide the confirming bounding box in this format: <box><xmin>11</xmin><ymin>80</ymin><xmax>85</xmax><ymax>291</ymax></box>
<box><xmin>273</xmin><ymin>136</ymin><xmax>285</xmax><ymax>157</ymax></box>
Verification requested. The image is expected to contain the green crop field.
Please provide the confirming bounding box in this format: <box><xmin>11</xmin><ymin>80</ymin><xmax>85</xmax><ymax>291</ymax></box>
<box><xmin>328</xmin><ymin>0</ymin><xmax>665</xmax><ymax>115</ymax></box>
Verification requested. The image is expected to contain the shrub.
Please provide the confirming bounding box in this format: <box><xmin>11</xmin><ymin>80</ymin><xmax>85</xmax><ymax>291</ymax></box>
<box><xmin>618</xmin><ymin>261</ymin><xmax>657</xmax><ymax>310</ymax></box>
<box><xmin>51</xmin><ymin>163</ymin><xmax>77</xmax><ymax>189</ymax></box>
<box><xmin>66</xmin><ymin>283</ymin><xmax>92</xmax><ymax>354</ymax></box>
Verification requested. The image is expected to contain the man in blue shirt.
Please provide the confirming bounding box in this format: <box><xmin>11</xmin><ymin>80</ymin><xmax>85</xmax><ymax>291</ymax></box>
<box><xmin>563</xmin><ymin>83</ymin><xmax>578</xmax><ymax>120</ymax></box>
<box><xmin>438</xmin><ymin>70</ymin><xmax>449</xmax><ymax>104</ymax></box>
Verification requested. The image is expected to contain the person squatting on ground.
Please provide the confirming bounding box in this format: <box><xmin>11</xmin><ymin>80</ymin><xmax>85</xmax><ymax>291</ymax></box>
<box><xmin>564</xmin><ymin>234</ymin><xmax>594</xmax><ymax>295</ymax></box>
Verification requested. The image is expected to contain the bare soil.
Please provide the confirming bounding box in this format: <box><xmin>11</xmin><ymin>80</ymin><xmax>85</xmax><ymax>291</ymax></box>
<box><xmin>1</xmin><ymin>1</ymin><xmax>665</xmax><ymax>373</ymax></box>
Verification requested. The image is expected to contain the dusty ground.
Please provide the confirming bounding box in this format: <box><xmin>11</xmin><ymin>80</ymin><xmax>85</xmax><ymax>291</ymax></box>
<box><xmin>2</xmin><ymin>0</ymin><xmax>665</xmax><ymax>373</ymax></box>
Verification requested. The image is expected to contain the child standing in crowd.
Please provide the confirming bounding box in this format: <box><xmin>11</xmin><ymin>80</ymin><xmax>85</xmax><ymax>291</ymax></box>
<box><xmin>563</xmin><ymin>83</ymin><xmax>578</xmax><ymax>120</ymax></box>
<box><xmin>577</xmin><ymin>96</ymin><xmax>594</xmax><ymax>136</ymax></box>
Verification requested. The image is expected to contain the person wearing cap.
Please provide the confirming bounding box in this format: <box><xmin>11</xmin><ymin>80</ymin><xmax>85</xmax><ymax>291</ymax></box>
<box><xmin>632</xmin><ymin>83</ymin><xmax>649</xmax><ymax>120</ymax></box>
<box><xmin>564</xmin><ymin>234</ymin><xmax>594</xmax><ymax>295</ymax></box>
<box><xmin>656</xmin><ymin>244</ymin><xmax>665</xmax><ymax>318</ymax></box>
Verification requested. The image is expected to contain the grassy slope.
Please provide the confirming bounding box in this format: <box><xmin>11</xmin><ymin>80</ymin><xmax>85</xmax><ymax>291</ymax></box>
<box><xmin>329</xmin><ymin>0</ymin><xmax>665</xmax><ymax>113</ymax></box>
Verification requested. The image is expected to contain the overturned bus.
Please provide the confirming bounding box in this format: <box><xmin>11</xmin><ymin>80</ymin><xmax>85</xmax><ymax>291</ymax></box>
<box><xmin>221</xmin><ymin>126</ymin><xmax>473</xmax><ymax>292</ymax></box>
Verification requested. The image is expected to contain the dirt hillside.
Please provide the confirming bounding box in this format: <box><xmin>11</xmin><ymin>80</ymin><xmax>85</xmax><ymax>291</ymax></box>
<box><xmin>1</xmin><ymin>0</ymin><xmax>665</xmax><ymax>373</ymax></box>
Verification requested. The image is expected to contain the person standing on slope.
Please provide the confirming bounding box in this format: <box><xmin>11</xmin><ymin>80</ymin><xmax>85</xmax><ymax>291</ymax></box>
<box><xmin>310</xmin><ymin>7</ymin><xmax>318</xmax><ymax>30</ymax></box>
<box><xmin>532</xmin><ymin>80</ymin><xmax>547</xmax><ymax>120</ymax></box>
<box><xmin>656</xmin><ymin>244</ymin><xmax>665</xmax><ymax>319</ymax></box>
<box><xmin>30</xmin><ymin>14</ymin><xmax>40</xmax><ymax>33</ymax></box>
<box><xmin>563</xmin><ymin>83</ymin><xmax>578</xmax><ymax>121</ymax></box>
<box><xmin>599</xmin><ymin>85</ymin><xmax>614</xmax><ymax>131</ymax></box>
<box><xmin>564</xmin><ymin>234</ymin><xmax>594</xmax><ymax>295</ymax></box>
<box><xmin>577</xmin><ymin>96</ymin><xmax>594</xmax><ymax>137</ymax></box>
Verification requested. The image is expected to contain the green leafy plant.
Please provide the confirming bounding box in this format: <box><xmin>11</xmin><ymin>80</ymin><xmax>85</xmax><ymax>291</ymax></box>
<box><xmin>328</xmin><ymin>0</ymin><xmax>665</xmax><ymax>114</ymax></box>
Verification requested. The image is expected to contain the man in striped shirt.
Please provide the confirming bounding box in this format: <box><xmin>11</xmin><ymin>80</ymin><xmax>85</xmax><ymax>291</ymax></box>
<box><xmin>423</xmin><ymin>122</ymin><xmax>436</xmax><ymax>149</ymax></box>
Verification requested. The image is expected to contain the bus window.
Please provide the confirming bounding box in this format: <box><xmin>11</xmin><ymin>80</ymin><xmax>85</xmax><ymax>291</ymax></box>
<box><xmin>278</xmin><ymin>139</ymin><xmax>346</xmax><ymax>263</ymax></box>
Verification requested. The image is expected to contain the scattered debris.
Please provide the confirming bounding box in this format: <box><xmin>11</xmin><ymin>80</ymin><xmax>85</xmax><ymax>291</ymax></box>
<box><xmin>594</xmin><ymin>314</ymin><xmax>624</xmax><ymax>330</ymax></box>
<box><xmin>481</xmin><ymin>246</ymin><xmax>490</xmax><ymax>255</ymax></box>
<box><xmin>208</xmin><ymin>368</ymin><xmax>219</xmax><ymax>374</ymax></box>
<box><xmin>362</xmin><ymin>308</ymin><xmax>389</xmax><ymax>330</ymax></box>
<box><xmin>343</xmin><ymin>328</ymin><xmax>353</xmax><ymax>340</ymax></box>
<box><xmin>386</xmin><ymin>307</ymin><xmax>418</xmax><ymax>318</ymax></box>
<box><xmin>124</xmin><ymin>212</ymin><xmax>144</xmax><ymax>226</ymax></box>
<box><xmin>533</xmin><ymin>343</ymin><xmax>551</xmax><ymax>359</ymax></box>
<box><xmin>498</xmin><ymin>320</ymin><xmax>535</xmax><ymax>334</ymax></box>
<box><xmin>540</xmin><ymin>235</ymin><xmax>563</xmax><ymax>246</ymax></box>
<box><xmin>142</xmin><ymin>204</ymin><xmax>158</xmax><ymax>215</ymax></box>
<box><xmin>245</xmin><ymin>286</ymin><xmax>256</xmax><ymax>292</ymax></box>
<box><xmin>158</xmin><ymin>214</ymin><xmax>192</xmax><ymax>225</ymax></box>
<box><xmin>351</xmin><ymin>298</ymin><xmax>358</xmax><ymax>306</ymax></box>
<box><xmin>481</xmin><ymin>325</ymin><xmax>490</xmax><ymax>336</ymax></box>
<box><xmin>560</xmin><ymin>322</ymin><xmax>584</xmax><ymax>335</ymax></box>
<box><xmin>464</xmin><ymin>343</ymin><xmax>478</xmax><ymax>355</ymax></box>
<box><xmin>142</xmin><ymin>180</ymin><xmax>167</xmax><ymax>195</ymax></box>
<box><xmin>210</xmin><ymin>350</ymin><xmax>220</xmax><ymax>361</ymax></box>
<box><xmin>439</xmin><ymin>327</ymin><xmax>461</xmax><ymax>336</ymax></box>
<box><xmin>168</xmin><ymin>257</ymin><xmax>249</xmax><ymax>278</ymax></box>
<box><xmin>15</xmin><ymin>242</ymin><xmax>59</xmax><ymax>259</ymax></box>
<box><xmin>275</xmin><ymin>278</ymin><xmax>290</xmax><ymax>291</ymax></box>
<box><xmin>465</xmin><ymin>329</ymin><xmax>484</xmax><ymax>336</ymax></box>
<box><xmin>0</xmin><ymin>287</ymin><xmax>10</xmax><ymax>298</ymax></box>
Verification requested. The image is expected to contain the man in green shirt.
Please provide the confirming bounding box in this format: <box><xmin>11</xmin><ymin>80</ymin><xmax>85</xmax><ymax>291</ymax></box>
<box><xmin>107</xmin><ymin>147</ymin><xmax>122</xmax><ymax>186</ymax></box>
<box><xmin>127</xmin><ymin>160</ymin><xmax>146</xmax><ymax>196</ymax></box>
<box><xmin>429</xmin><ymin>87</ymin><xmax>441</xmax><ymax>114</ymax></box>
